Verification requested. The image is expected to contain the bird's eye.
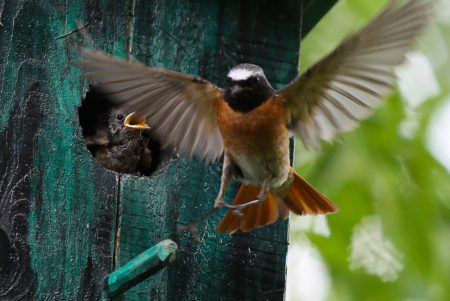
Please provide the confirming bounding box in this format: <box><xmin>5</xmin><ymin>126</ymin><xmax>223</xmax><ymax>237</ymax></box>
<box><xmin>116</xmin><ymin>114</ymin><xmax>125</xmax><ymax>121</ymax></box>
<box><xmin>249</xmin><ymin>77</ymin><xmax>259</xmax><ymax>85</ymax></box>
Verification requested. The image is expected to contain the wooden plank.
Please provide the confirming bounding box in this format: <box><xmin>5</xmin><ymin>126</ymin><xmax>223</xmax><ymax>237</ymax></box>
<box><xmin>0</xmin><ymin>0</ymin><xmax>129</xmax><ymax>299</ymax></box>
<box><xmin>302</xmin><ymin>0</ymin><xmax>337</xmax><ymax>38</ymax></box>
<box><xmin>0</xmin><ymin>0</ymin><xmax>337</xmax><ymax>299</ymax></box>
<box><xmin>116</xmin><ymin>1</ymin><xmax>303</xmax><ymax>300</ymax></box>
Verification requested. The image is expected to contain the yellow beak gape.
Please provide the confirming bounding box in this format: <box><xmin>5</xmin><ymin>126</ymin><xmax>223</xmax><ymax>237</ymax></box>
<box><xmin>124</xmin><ymin>112</ymin><xmax>151</xmax><ymax>130</ymax></box>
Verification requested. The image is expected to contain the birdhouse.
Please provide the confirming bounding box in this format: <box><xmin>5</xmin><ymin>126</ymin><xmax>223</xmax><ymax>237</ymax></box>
<box><xmin>0</xmin><ymin>0</ymin><xmax>336</xmax><ymax>299</ymax></box>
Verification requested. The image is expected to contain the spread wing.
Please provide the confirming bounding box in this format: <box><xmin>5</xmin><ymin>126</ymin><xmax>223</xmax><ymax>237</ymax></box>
<box><xmin>279</xmin><ymin>0</ymin><xmax>431</xmax><ymax>149</ymax></box>
<box><xmin>75</xmin><ymin>49</ymin><xmax>224</xmax><ymax>163</ymax></box>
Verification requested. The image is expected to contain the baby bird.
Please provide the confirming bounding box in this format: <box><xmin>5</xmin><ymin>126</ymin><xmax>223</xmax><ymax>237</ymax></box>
<box><xmin>86</xmin><ymin>108</ymin><xmax>152</xmax><ymax>175</ymax></box>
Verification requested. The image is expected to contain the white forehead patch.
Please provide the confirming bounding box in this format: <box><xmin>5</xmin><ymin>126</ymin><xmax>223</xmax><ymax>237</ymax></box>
<box><xmin>228</xmin><ymin>68</ymin><xmax>256</xmax><ymax>81</ymax></box>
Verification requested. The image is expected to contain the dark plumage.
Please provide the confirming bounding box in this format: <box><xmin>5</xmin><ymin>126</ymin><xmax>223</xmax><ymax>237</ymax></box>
<box><xmin>78</xmin><ymin>88</ymin><xmax>158</xmax><ymax>175</ymax></box>
<box><xmin>86</xmin><ymin>108</ymin><xmax>152</xmax><ymax>174</ymax></box>
<box><xmin>223</xmin><ymin>64</ymin><xmax>274</xmax><ymax>113</ymax></box>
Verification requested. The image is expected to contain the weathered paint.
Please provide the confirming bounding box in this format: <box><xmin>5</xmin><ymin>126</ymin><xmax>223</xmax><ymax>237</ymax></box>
<box><xmin>116</xmin><ymin>1</ymin><xmax>301</xmax><ymax>300</ymax></box>
<box><xmin>106</xmin><ymin>239</ymin><xmax>177</xmax><ymax>299</ymax></box>
<box><xmin>0</xmin><ymin>0</ymin><xmax>336</xmax><ymax>299</ymax></box>
<box><xmin>0</xmin><ymin>0</ymin><xmax>129</xmax><ymax>299</ymax></box>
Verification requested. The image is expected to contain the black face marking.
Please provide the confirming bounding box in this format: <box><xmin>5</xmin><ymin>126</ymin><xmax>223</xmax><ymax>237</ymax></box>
<box><xmin>248</xmin><ymin>76</ymin><xmax>258</xmax><ymax>85</ymax></box>
<box><xmin>224</xmin><ymin>65</ymin><xmax>274</xmax><ymax>113</ymax></box>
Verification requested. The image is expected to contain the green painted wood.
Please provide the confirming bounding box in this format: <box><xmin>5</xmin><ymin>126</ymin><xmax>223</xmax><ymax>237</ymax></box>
<box><xmin>0</xmin><ymin>0</ymin><xmax>129</xmax><ymax>299</ymax></box>
<box><xmin>302</xmin><ymin>0</ymin><xmax>338</xmax><ymax>39</ymax></box>
<box><xmin>0</xmin><ymin>0</ymin><xmax>336</xmax><ymax>300</ymax></box>
<box><xmin>107</xmin><ymin>239</ymin><xmax>177</xmax><ymax>299</ymax></box>
<box><xmin>116</xmin><ymin>1</ymin><xmax>304</xmax><ymax>300</ymax></box>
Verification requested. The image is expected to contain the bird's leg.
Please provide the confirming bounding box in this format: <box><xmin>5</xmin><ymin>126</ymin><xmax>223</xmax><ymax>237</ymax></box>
<box><xmin>224</xmin><ymin>179</ymin><xmax>270</xmax><ymax>216</ymax></box>
<box><xmin>213</xmin><ymin>154</ymin><xmax>233</xmax><ymax>208</ymax></box>
<box><xmin>177</xmin><ymin>155</ymin><xmax>232</xmax><ymax>240</ymax></box>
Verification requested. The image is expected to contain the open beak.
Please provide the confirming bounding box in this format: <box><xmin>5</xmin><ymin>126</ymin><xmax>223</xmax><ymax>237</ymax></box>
<box><xmin>124</xmin><ymin>112</ymin><xmax>151</xmax><ymax>130</ymax></box>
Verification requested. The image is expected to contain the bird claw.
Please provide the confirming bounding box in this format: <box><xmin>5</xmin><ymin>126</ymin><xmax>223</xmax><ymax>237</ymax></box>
<box><xmin>223</xmin><ymin>204</ymin><xmax>243</xmax><ymax>217</ymax></box>
<box><xmin>213</xmin><ymin>198</ymin><xmax>224</xmax><ymax>208</ymax></box>
<box><xmin>224</xmin><ymin>197</ymin><xmax>262</xmax><ymax>213</ymax></box>
<box><xmin>178</xmin><ymin>197</ymin><xmax>263</xmax><ymax>240</ymax></box>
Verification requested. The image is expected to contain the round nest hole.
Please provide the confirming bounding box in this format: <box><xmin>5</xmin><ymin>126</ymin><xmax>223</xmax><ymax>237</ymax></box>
<box><xmin>78</xmin><ymin>87</ymin><xmax>170</xmax><ymax>176</ymax></box>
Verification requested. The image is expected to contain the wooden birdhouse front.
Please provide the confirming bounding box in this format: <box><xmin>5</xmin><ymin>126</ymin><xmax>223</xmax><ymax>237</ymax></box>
<box><xmin>0</xmin><ymin>0</ymin><xmax>335</xmax><ymax>299</ymax></box>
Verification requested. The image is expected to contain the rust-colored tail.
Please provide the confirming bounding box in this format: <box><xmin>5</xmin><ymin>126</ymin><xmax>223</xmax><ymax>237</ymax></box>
<box><xmin>216</xmin><ymin>168</ymin><xmax>338</xmax><ymax>234</ymax></box>
<box><xmin>215</xmin><ymin>183</ymin><xmax>282</xmax><ymax>234</ymax></box>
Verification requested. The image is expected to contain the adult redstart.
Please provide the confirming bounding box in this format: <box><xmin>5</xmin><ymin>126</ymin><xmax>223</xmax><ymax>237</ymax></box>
<box><xmin>74</xmin><ymin>0</ymin><xmax>430</xmax><ymax>233</ymax></box>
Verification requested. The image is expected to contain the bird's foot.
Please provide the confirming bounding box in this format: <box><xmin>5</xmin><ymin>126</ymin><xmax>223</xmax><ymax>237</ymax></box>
<box><xmin>213</xmin><ymin>197</ymin><xmax>224</xmax><ymax>208</ymax></box>
<box><xmin>178</xmin><ymin>196</ymin><xmax>265</xmax><ymax>240</ymax></box>
<box><xmin>224</xmin><ymin>198</ymin><xmax>264</xmax><ymax>216</ymax></box>
<box><xmin>177</xmin><ymin>207</ymin><xmax>219</xmax><ymax>241</ymax></box>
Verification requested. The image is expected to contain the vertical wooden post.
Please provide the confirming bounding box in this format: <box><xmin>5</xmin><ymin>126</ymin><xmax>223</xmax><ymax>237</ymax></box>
<box><xmin>0</xmin><ymin>0</ymin><xmax>336</xmax><ymax>300</ymax></box>
<box><xmin>0</xmin><ymin>0</ymin><xmax>131</xmax><ymax>299</ymax></box>
<box><xmin>115</xmin><ymin>1</ymin><xmax>302</xmax><ymax>300</ymax></box>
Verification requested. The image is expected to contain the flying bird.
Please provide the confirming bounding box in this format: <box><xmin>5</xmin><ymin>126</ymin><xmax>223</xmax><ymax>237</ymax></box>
<box><xmin>74</xmin><ymin>0</ymin><xmax>430</xmax><ymax>233</ymax></box>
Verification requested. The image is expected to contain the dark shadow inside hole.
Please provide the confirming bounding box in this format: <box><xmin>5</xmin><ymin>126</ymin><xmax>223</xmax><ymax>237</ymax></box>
<box><xmin>78</xmin><ymin>87</ymin><xmax>169</xmax><ymax>176</ymax></box>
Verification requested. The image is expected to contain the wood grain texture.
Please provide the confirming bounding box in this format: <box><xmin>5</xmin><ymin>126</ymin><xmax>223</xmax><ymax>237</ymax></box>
<box><xmin>0</xmin><ymin>0</ymin><xmax>336</xmax><ymax>299</ymax></box>
<box><xmin>0</xmin><ymin>0</ymin><xmax>129</xmax><ymax>299</ymax></box>
<box><xmin>116</xmin><ymin>1</ymin><xmax>302</xmax><ymax>300</ymax></box>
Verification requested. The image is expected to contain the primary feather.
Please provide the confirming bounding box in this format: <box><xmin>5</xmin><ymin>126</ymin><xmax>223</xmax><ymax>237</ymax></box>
<box><xmin>75</xmin><ymin>49</ymin><xmax>224</xmax><ymax>163</ymax></box>
<box><xmin>279</xmin><ymin>0</ymin><xmax>432</xmax><ymax>148</ymax></box>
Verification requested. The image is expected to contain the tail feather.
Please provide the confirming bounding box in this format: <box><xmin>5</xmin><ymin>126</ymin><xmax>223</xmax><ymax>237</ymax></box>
<box><xmin>216</xmin><ymin>168</ymin><xmax>338</xmax><ymax>234</ymax></box>
<box><xmin>258</xmin><ymin>193</ymin><xmax>279</xmax><ymax>227</ymax></box>
<box><xmin>215</xmin><ymin>184</ymin><xmax>259</xmax><ymax>233</ymax></box>
<box><xmin>242</xmin><ymin>193</ymin><xmax>279</xmax><ymax>232</ymax></box>
<box><xmin>284</xmin><ymin>171</ymin><xmax>338</xmax><ymax>214</ymax></box>
<box><xmin>216</xmin><ymin>183</ymin><xmax>280</xmax><ymax>233</ymax></box>
<box><xmin>241</xmin><ymin>201</ymin><xmax>258</xmax><ymax>232</ymax></box>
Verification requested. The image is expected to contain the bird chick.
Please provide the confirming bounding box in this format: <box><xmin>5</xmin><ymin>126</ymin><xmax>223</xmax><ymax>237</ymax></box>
<box><xmin>86</xmin><ymin>108</ymin><xmax>152</xmax><ymax>175</ymax></box>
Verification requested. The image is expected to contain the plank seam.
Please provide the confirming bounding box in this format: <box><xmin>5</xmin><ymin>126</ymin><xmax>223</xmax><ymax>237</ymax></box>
<box><xmin>113</xmin><ymin>175</ymin><xmax>122</xmax><ymax>268</ymax></box>
<box><xmin>126</xmin><ymin>0</ymin><xmax>136</xmax><ymax>60</ymax></box>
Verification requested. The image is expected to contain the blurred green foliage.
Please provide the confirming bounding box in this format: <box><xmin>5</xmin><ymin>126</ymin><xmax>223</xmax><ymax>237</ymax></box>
<box><xmin>289</xmin><ymin>1</ymin><xmax>450</xmax><ymax>300</ymax></box>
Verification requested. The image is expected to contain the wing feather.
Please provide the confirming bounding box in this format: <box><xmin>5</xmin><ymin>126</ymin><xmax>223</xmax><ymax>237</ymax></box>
<box><xmin>279</xmin><ymin>0</ymin><xmax>432</xmax><ymax>148</ymax></box>
<box><xmin>75</xmin><ymin>49</ymin><xmax>224</xmax><ymax>163</ymax></box>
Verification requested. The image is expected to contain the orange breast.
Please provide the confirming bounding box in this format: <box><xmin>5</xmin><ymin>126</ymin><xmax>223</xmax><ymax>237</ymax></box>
<box><xmin>217</xmin><ymin>96</ymin><xmax>290</xmax><ymax>186</ymax></box>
